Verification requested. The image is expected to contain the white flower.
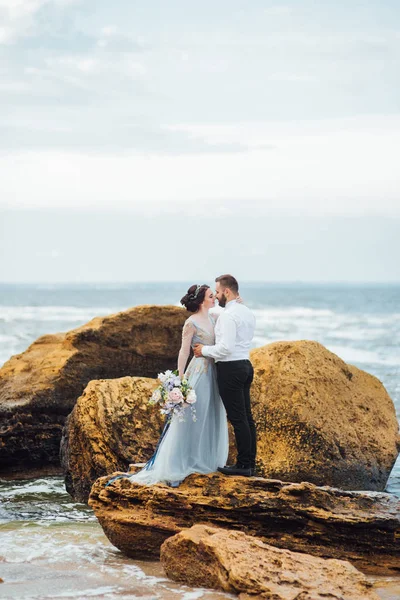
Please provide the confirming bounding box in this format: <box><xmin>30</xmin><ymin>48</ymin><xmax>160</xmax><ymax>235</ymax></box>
<box><xmin>186</xmin><ymin>389</ymin><xmax>197</xmax><ymax>405</ymax></box>
<box><xmin>151</xmin><ymin>388</ymin><xmax>162</xmax><ymax>403</ymax></box>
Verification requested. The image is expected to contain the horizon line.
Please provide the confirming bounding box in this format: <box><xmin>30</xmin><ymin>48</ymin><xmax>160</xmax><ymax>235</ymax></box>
<box><xmin>0</xmin><ymin>280</ymin><xmax>399</xmax><ymax>286</ymax></box>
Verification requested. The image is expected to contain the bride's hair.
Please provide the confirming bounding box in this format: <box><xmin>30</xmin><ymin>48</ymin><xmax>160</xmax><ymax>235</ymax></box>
<box><xmin>180</xmin><ymin>284</ymin><xmax>209</xmax><ymax>312</ymax></box>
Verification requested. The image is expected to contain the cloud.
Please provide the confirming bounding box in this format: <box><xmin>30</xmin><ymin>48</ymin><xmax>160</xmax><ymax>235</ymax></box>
<box><xmin>1</xmin><ymin>115</ymin><xmax>399</xmax><ymax>217</ymax></box>
<box><xmin>0</xmin><ymin>0</ymin><xmax>82</xmax><ymax>44</ymax></box>
<box><xmin>0</xmin><ymin>119</ymin><xmax>249</xmax><ymax>153</ymax></box>
<box><xmin>101</xmin><ymin>25</ymin><xmax>117</xmax><ymax>37</ymax></box>
<box><xmin>1</xmin><ymin>0</ymin><xmax>399</xmax><ymax>214</ymax></box>
<box><xmin>263</xmin><ymin>6</ymin><xmax>293</xmax><ymax>16</ymax></box>
<box><xmin>0</xmin><ymin>0</ymin><xmax>47</xmax><ymax>44</ymax></box>
<box><xmin>45</xmin><ymin>55</ymin><xmax>99</xmax><ymax>72</ymax></box>
<box><xmin>267</xmin><ymin>73</ymin><xmax>316</xmax><ymax>82</ymax></box>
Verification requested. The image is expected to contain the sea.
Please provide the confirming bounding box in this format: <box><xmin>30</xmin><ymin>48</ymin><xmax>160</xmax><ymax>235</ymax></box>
<box><xmin>0</xmin><ymin>282</ymin><xmax>399</xmax><ymax>600</ymax></box>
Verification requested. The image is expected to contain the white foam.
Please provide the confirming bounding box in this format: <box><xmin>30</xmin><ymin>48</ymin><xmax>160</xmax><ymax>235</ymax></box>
<box><xmin>253</xmin><ymin>307</ymin><xmax>335</xmax><ymax>321</ymax></box>
<box><xmin>328</xmin><ymin>328</ymin><xmax>390</xmax><ymax>341</ymax></box>
<box><xmin>0</xmin><ymin>478</ymin><xmax>67</xmax><ymax>499</ymax></box>
<box><xmin>0</xmin><ymin>305</ymin><xmax>124</xmax><ymax>323</ymax></box>
<box><xmin>0</xmin><ymin>334</ymin><xmax>17</xmax><ymax>343</ymax></box>
<box><xmin>326</xmin><ymin>345</ymin><xmax>400</xmax><ymax>366</ymax></box>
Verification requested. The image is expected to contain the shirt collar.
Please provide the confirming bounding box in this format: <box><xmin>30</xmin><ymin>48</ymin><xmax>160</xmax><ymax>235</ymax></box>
<box><xmin>225</xmin><ymin>299</ymin><xmax>237</xmax><ymax>309</ymax></box>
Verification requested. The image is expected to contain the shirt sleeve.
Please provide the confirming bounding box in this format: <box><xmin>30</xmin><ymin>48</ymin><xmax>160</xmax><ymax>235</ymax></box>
<box><xmin>177</xmin><ymin>319</ymin><xmax>195</xmax><ymax>376</ymax></box>
<box><xmin>202</xmin><ymin>312</ymin><xmax>236</xmax><ymax>360</ymax></box>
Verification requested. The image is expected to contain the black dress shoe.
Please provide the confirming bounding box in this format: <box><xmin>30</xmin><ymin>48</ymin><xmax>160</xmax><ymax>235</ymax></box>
<box><xmin>217</xmin><ymin>464</ymin><xmax>252</xmax><ymax>477</ymax></box>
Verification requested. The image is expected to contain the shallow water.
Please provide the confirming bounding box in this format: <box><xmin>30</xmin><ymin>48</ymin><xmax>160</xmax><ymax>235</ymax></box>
<box><xmin>0</xmin><ymin>477</ymin><xmax>232</xmax><ymax>600</ymax></box>
<box><xmin>0</xmin><ymin>477</ymin><xmax>399</xmax><ymax>599</ymax></box>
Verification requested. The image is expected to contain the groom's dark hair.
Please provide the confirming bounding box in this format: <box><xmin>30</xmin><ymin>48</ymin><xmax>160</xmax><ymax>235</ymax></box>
<box><xmin>215</xmin><ymin>274</ymin><xmax>239</xmax><ymax>294</ymax></box>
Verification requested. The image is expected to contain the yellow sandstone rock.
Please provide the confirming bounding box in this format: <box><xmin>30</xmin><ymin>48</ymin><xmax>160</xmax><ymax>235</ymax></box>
<box><xmin>160</xmin><ymin>524</ymin><xmax>380</xmax><ymax>600</ymax></box>
<box><xmin>89</xmin><ymin>472</ymin><xmax>400</xmax><ymax>574</ymax></box>
<box><xmin>0</xmin><ymin>305</ymin><xmax>187</xmax><ymax>476</ymax></box>
<box><xmin>250</xmin><ymin>341</ymin><xmax>400</xmax><ymax>490</ymax></box>
<box><xmin>61</xmin><ymin>376</ymin><xmax>163</xmax><ymax>502</ymax></box>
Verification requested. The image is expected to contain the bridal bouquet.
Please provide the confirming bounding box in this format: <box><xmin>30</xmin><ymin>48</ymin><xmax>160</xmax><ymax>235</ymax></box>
<box><xmin>149</xmin><ymin>370</ymin><xmax>197</xmax><ymax>422</ymax></box>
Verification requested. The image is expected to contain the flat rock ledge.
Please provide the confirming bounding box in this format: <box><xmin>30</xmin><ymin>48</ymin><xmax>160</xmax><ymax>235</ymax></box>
<box><xmin>160</xmin><ymin>524</ymin><xmax>379</xmax><ymax>600</ymax></box>
<box><xmin>88</xmin><ymin>472</ymin><xmax>400</xmax><ymax>575</ymax></box>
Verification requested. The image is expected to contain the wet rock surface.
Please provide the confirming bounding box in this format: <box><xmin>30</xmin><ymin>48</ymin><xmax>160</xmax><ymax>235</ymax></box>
<box><xmin>89</xmin><ymin>472</ymin><xmax>400</xmax><ymax>574</ymax></box>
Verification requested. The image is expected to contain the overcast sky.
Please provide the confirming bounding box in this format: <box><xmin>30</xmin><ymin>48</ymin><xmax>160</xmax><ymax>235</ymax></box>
<box><xmin>0</xmin><ymin>0</ymin><xmax>399</xmax><ymax>282</ymax></box>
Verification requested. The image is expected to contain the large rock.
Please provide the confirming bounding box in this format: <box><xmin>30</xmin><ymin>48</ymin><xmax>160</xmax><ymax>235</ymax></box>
<box><xmin>160</xmin><ymin>524</ymin><xmax>379</xmax><ymax>600</ymax></box>
<box><xmin>88</xmin><ymin>472</ymin><xmax>400</xmax><ymax>574</ymax></box>
<box><xmin>60</xmin><ymin>376</ymin><xmax>164</xmax><ymax>503</ymax></box>
<box><xmin>0</xmin><ymin>306</ymin><xmax>187</xmax><ymax>476</ymax></box>
<box><xmin>250</xmin><ymin>341</ymin><xmax>400</xmax><ymax>491</ymax></box>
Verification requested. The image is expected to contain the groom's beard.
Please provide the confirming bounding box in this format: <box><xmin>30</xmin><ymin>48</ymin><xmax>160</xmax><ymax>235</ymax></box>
<box><xmin>218</xmin><ymin>294</ymin><xmax>227</xmax><ymax>308</ymax></box>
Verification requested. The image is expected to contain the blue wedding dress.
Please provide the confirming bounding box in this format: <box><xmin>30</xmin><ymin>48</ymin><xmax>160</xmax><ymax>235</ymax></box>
<box><xmin>126</xmin><ymin>314</ymin><xmax>229</xmax><ymax>486</ymax></box>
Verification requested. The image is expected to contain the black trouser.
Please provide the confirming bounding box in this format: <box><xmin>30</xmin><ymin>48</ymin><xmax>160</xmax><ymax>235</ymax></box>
<box><xmin>216</xmin><ymin>359</ymin><xmax>256</xmax><ymax>469</ymax></box>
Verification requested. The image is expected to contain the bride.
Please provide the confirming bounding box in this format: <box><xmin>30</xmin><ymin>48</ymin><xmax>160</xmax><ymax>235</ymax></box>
<box><xmin>125</xmin><ymin>283</ymin><xmax>229</xmax><ymax>487</ymax></box>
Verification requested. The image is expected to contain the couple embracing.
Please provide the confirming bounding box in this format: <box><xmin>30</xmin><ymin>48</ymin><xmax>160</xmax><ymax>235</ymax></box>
<box><xmin>129</xmin><ymin>274</ymin><xmax>257</xmax><ymax>488</ymax></box>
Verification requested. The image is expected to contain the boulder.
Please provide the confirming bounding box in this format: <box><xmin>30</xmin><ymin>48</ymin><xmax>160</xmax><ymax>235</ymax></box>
<box><xmin>160</xmin><ymin>524</ymin><xmax>379</xmax><ymax>600</ymax></box>
<box><xmin>0</xmin><ymin>306</ymin><xmax>187</xmax><ymax>476</ymax></box>
<box><xmin>88</xmin><ymin>472</ymin><xmax>400</xmax><ymax>574</ymax></box>
<box><xmin>60</xmin><ymin>376</ymin><xmax>164</xmax><ymax>503</ymax></box>
<box><xmin>250</xmin><ymin>341</ymin><xmax>400</xmax><ymax>491</ymax></box>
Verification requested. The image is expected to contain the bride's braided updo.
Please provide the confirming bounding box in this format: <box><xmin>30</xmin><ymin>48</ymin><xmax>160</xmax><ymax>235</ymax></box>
<box><xmin>180</xmin><ymin>284</ymin><xmax>209</xmax><ymax>313</ymax></box>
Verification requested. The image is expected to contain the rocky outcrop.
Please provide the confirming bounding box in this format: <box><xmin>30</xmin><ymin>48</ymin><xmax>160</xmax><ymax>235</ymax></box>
<box><xmin>2</xmin><ymin>313</ymin><xmax>398</xmax><ymax>494</ymax></box>
<box><xmin>250</xmin><ymin>341</ymin><xmax>400</xmax><ymax>491</ymax></box>
<box><xmin>160</xmin><ymin>524</ymin><xmax>379</xmax><ymax>600</ymax></box>
<box><xmin>88</xmin><ymin>472</ymin><xmax>400</xmax><ymax>574</ymax></box>
<box><xmin>60</xmin><ymin>376</ymin><xmax>164</xmax><ymax>503</ymax></box>
<box><xmin>0</xmin><ymin>306</ymin><xmax>187</xmax><ymax>476</ymax></box>
<box><xmin>66</xmin><ymin>340</ymin><xmax>398</xmax><ymax>501</ymax></box>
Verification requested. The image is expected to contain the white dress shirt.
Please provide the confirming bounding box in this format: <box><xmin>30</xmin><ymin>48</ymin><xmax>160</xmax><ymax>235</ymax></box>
<box><xmin>202</xmin><ymin>300</ymin><xmax>256</xmax><ymax>362</ymax></box>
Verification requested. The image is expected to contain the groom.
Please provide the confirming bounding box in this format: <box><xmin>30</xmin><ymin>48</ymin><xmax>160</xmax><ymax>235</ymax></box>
<box><xmin>193</xmin><ymin>274</ymin><xmax>257</xmax><ymax>477</ymax></box>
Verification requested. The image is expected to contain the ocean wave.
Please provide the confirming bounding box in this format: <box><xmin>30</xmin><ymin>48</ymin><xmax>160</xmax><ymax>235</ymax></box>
<box><xmin>253</xmin><ymin>307</ymin><xmax>336</xmax><ymax>320</ymax></box>
<box><xmin>0</xmin><ymin>478</ymin><xmax>68</xmax><ymax>499</ymax></box>
<box><xmin>0</xmin><ymin>523</ymin><xmax>223</xmax><ymax>599</ymax></box>
<box><xmin>253</xmin><ymin>308</ymin><xmax>400</xmax><ymax>329</ymax></box>
<box><xmin>327</xmin><ymin>345</ymin><xmax>400</xmax><ymax>367</ymax></box>
<box><xmin>327</xmin><ymin>328</ymin><xmax>391</xmax><ymax>341</ymax></box>
<box><xmin>0</xmin><ymin>305</ymin><xmax>125</xmax><ymax>323</ymax></box>
<box><xmin>0</xmin><ymin>477</ymin><xmax>94</xmax><ymax>525</ymax></box>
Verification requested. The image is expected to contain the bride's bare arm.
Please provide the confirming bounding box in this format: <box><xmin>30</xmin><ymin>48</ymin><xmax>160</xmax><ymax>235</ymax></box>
<box><xmin>177</xmin><ymin>319</ymin><xmax>195</xmax><ymax>378</ymax></box>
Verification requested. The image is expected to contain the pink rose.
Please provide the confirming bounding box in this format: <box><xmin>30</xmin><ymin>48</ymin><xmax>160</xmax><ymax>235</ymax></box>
<box><xmin>168</xmin><ymin>388</ymin><xmax>184</xmax><ymax>403</ymax></box>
